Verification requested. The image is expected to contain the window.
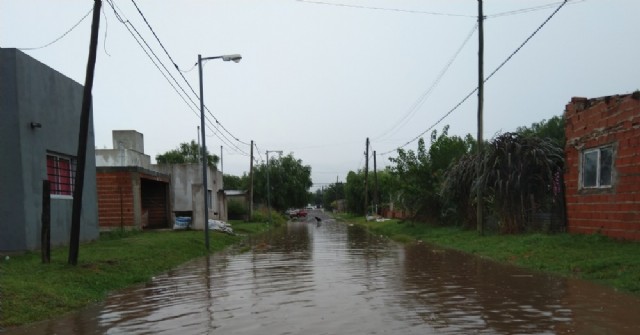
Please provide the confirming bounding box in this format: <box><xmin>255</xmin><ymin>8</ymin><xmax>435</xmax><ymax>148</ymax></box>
<box><xmin>582</xmin><ymin>146</ymin><xmax>613</xmax><ymax>188</ymax></box>
<box><xmin>46</xmin><ymin>154</ymin><xmax>76</xmax><ymax>196</ymax></box>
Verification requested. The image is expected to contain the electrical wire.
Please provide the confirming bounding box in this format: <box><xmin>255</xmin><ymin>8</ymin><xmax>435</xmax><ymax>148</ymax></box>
<box><xmin>487</xmin><ymin>0</ymin><xmax>584</xmax><ymax>18</ymax></box>
<box><xmin>373</xmin><ymin>22</ymin><xmax>478</xmax><ymax>141</ymax></box>
<box><xmin>296</xmin><ymin>0</ymin><xmax>475</xmax><ymax>18</ymax></box>
<box><xmin>130</xmin><ymin>0</ymin><xmax>251</xmax><ymax>148</ymax></box>
<box><xmin>105</xmin><ymin>0</ymin><xmax>248</xmax><ymax>155</ymax></box>
<box><xmin>18</xmin><ymin>6</ymin><xmax>93</xmax><ymax>51</ymax></box>
<box><xmin>379</xmin><ymin>0</ymin><xmax>569</xmax><ymax>156</ymax></box>
<box><xmin>254</xmin><ymin>143</ymin><xmax>265</xmax><ymax>163</ymax></box>
<box><xmin>297</xmin><ymin>0</ymin><xmax>582</xmax><ymax>19</ymax></box>
<box><xmin>125</xmin><ymin>3</ymin><xmax>246</xmax><ymax>154</ymax></box>
<box><xmin>101</xmin><ymin>4</ymin><xmax>111</xmax><ymax>56</ymax></box>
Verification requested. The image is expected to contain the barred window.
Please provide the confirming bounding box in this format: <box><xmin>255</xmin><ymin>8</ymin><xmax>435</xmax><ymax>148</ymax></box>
<box><xmin>46</xmin><ymin>154</ymin><xmax>76</xmax><ymax>196</ymax></box>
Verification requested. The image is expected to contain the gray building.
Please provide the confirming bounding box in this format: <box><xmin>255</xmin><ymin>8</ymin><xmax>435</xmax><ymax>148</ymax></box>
<box><xmin>0</xmin><ymin>48</ymin><xmax>99</xmax><ymax>251</ymax></box>
<box><xmin>154</xmin><ymin>163</ymin><xmax>226</xmax><ymax>228</ymax></box>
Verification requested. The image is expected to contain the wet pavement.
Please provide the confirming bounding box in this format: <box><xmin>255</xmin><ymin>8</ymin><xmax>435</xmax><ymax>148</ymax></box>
<box><xmin>6</xmin><ymin>213</ymin><xmax>640</xmax><ymax>334</ymax></box>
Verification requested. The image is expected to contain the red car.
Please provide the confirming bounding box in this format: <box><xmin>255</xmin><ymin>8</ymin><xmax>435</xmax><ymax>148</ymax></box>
<box><xmin>287</xmin><ymin>208</ymin><xmax>307</xmax><ymax>219</ymax></box>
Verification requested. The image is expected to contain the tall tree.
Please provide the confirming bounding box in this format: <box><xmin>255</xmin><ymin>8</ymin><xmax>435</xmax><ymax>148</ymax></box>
<box><xmin>388</xmin><ymin>126</ymin><xmax>472</xmax><ymax>222</ymax></box>
<box><xmin>516</xmin><ymin>115</ymin><xmax>565</xmax><ymax>147</ymax></box>
<box><xmin>252</xmin><ymin>154</ymin><xmax>312</xmax><ymax>211</ymax></box>
<box><xmin>223</xmin><ymin>174</ymin><xmax>248</xmax><ymax>190</ymax></box>
<box><xmin>156</xmin><ymin>140</ymin><xmax>219</xmax><ymax>168</ymax></box>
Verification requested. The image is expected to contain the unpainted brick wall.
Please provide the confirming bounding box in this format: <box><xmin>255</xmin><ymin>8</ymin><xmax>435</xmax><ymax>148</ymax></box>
<box><xmin>564</xmin><ymin>94</ymin><xmax>640</xmax><ymax>240</ymax></box>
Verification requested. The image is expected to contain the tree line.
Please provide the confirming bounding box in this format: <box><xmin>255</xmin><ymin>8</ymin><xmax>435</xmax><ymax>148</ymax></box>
<box><xmin>157</xmin><ymin>115</ymin><xmax>564</xmax><ymax>232</ymax></box>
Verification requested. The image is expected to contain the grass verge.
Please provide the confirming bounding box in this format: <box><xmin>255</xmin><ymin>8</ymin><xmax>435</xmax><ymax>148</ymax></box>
<box><xmin>0</xmin><ymin>221</ymin><xmax>269</xmax><ymax>328</ymax></box>
<box><xmin>339</xmin><ymin>214</ymin><xmax>640</xmax><ymax>295</ymax></box>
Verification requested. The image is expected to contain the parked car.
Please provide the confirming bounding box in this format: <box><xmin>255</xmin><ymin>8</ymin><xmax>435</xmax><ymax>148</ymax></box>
<box><xmin>286</xmin><ymin>208</ymin><xmax>307</xmax><ymax>219</ymax></box>
<box><xmin>296</xmin><ymin>209</ymin><xmax>308</xmax><ymax>218</ymax></box>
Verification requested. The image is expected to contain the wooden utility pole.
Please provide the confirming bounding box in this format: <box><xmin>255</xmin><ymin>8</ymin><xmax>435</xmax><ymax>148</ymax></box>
<box><xmin>248</xmin><ymin>140</ymin><xmax>254</xmax><ymax>221</ymax></box>
<box><xmin>364</xmin><ymin>137</ymin><xmax>369</xmax><ymax>216</ymax></box>
<box><xmin>477</xmin><ymin>0</ymin><xmax>485</xmax><ymax>236</ymax></box>
<box><xmin>41</xmin><ymin>180</ymin><xmax>51</xmax><ymax>264</ymax></box>
<box><xmin>69</xmin><ymin>0</ymin><xmax>101</xmax><ymax>265</ymax></box>
<box><xmin>373</xmin><ymin>150</ymin><xmax>379</xmax><ymax>216</ymax></box>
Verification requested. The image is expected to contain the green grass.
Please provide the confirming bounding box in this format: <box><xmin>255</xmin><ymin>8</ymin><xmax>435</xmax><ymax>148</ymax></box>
<box><xmin>0</xmin><ymin>221</ymin><xmax>269</xmax><ymax>328</ymax></box>
<box><xmin>340</xmin><ymin>214</ymin><xmax>640</xmax><ymax>295</ymax></box>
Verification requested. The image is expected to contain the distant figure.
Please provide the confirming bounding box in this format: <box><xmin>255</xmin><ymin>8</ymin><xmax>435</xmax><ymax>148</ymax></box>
<box><xmin>314</xmin><ymin>216</ymin><xmax>322</xmax><ymax>227</ymax></box>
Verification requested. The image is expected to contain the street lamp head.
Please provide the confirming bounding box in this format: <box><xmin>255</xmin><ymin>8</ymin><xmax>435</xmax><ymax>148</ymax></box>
<box><xmin>222</xmin><ymin>54</ymin><xmax>242</xmax><ymax>63</ymax></box>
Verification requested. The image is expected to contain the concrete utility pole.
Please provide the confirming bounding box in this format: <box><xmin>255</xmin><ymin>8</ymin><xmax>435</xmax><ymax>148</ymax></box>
<box><xmin>69</xmin><ymin>0</ymin><xmax>101</xmax><ymax>265</ymax></box>
<box><xmin>477</xmin><ymin>0</ymin><xmax>485</xmax><ymax>235</ymax></box>
<box><xmin>220</xmin><ymin>145</ymin><xmax>223</xmax><ymax>175</ymax></box>
<box><xmin>249</xmin><ymin>140</ymin><xmax>254</xmax><ymax>221</ymax></box>
<box><xmin>364</xmin><ymin>137</ymin><xmax>369</xmax><ymax>216</ymax></box>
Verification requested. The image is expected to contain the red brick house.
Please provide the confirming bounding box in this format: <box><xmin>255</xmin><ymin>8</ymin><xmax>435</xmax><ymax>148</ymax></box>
<box><xmin>564</xmin><ymin>92</ymin><xmax>640</xmax><ymax>240</ymax></box>
<box><xmin>95</xmin><ymin>131</ymin><xmax>171</xmax><ymax>230</ymax></box>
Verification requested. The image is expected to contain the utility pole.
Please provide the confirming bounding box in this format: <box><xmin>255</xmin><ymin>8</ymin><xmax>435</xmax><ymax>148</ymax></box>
<box><xmin>197</xmin><ymin>126</ymin><xmax>202</xmax><ymax>161</ymax></box>
<box><xmin>249</xmin><ymin>140</ymin><xmax>254</xmax><ymax>221</ymax></box>
<box><xmin>220</xmin><ymin>145</ymin><xmax>223</xmax><ymax>175</ymax></box>
<box><xmin>373</xmin><ymin>150</ymin><xmax>379</xmax><ymax>216</ymax></box>
<box><xmin>69</xmin><ymin>0</ymin><xmax>101</xmax><ymax>266</ymax></box>
<box><xmin>364</xmin><ymin>137</ymin><xmax>369</xmax><ymax>217</ymax></box>
<box><xmin>477</xmin><ymin>0</ymin><xmax>485</xmax><ymax>235</ymax></box>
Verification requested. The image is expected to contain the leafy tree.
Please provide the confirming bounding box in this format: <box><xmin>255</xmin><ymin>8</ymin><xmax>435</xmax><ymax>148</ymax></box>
<box><xmin>516</xmin><ymin>115</ymin><xmax>565</xmax><ymax>147</ymax></box>
<box><xmin>342</xmin><ymin>167</ymin><xmax>398</xmax><ymax>215</ymax></box>
<box><xmin>156</xmin><ymin>140</ymin><xmax>219</xmax><ymax>168</ymax></box>
<box><xmin>322</xmin><ymin>181</ymin><xmax>346</xmax><ymax>210</ymax></box>
<box><xmin>223</xmin><ymin>174</ymin><xmax>248</xmax><ymax>190</ymax></box>
<box><xmin>388</xmin><ymin>125</ymin><xmax>472</xmax><ymax>221</ymax></box>
<box><xmin>344</xmin><ymin>170</ymin><xmax>365</xmax><ymax>214</ymax></box>
<box><xmin>252</xmin><ymin>154</ymin><xmax>312</xmax><ymax>211</ymax></box>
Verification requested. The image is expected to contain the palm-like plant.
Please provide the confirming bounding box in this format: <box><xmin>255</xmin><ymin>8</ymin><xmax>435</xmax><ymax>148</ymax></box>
<box><xmin>443</xmin><ymin>132</ymin><xmax>564</xmax><ymax>233</ymax></box>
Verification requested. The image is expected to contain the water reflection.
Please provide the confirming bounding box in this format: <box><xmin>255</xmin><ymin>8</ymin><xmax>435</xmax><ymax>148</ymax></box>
<box><xmin>5</xmin><ymin>220</ymin><xmax>640</xmax><ymax>334</ymax></box>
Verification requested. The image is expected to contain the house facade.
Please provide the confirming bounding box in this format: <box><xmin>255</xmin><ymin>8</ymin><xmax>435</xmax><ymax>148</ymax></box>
<box><xmin>154</xmin><ymin>163</ymin><xmax>226</xmax><ymax>228</ymax></box>
<box><xmin>564</xmin><ymin>93</ymin><xmax>640</xmax><ymax>240</ymax></box>
<box><xmin>96</xmin><ymin>130</ymin><xmax>227</xmax><ymax>230</ymax></box>
<box><xmin>96</xmin><ymin>131</ymin><xmax>171</xmax><ymax>230</ymax></box>
<box><xmin>0</xmin><ymin>48</ymin><xmax>99</xmax><ymax>251</ymax></box>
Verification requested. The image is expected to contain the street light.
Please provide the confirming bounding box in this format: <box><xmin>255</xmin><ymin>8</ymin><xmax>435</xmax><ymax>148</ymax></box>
<box><xmin>198</xmin><ymin>53</ymin><xmax>242</xmax><ymax>250</ymax></box>
<box><xmin>265</xmin><ymin>150</ymin><xmax>283</xmax><ymax>225</ymax></box>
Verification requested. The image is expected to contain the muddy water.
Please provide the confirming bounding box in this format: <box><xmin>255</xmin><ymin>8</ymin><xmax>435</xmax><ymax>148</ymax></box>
<box><xmin>6</xmin><ymin>220</ymin><xmax>640</xmax><ymax>334</ymax></box>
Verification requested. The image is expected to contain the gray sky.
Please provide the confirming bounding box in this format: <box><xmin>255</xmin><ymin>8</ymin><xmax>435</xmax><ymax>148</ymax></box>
<box><xmin>2</xmin><ymin>0</ymin><xmax>639</xmax><ymax>189</ymax></box>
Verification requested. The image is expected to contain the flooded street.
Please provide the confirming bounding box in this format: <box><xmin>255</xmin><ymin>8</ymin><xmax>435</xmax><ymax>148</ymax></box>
<box><xmin>7</xmin><ymin>217</ymin><xmax>640</xmax><ymax>334</ymax></box>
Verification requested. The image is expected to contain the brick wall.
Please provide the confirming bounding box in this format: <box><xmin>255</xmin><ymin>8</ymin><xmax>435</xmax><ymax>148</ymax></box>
<box><xmin>96</xmin><ymin>171</ymin><xmax>135</xmax><ymax>228</ymax></box>
<box><xmin>564</xmin><ymin>93</ymin><xmax>640</xmax><ymax>240</ymax></box>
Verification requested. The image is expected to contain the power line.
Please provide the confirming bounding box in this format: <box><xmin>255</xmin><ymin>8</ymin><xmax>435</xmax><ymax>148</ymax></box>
<box><xmin>487</xmin><ymin>0</ymin><xmax>584</xmax><ymax>18</ymax></box>
<box><xmin>105</xmin><ymin>0</ymin><xmax>248</xmax><ymax>156</ymax></box>
<box><xmin>297</xmin><ymin>0</ymin><xmax>582</xmax><ymax>19</ymax></box>
<box><xmin>254</xmin><ymin>142</ymin><xmax>265</xmax><ymax>163</ymax></box>
<box><xmin>126</xmin><ymin>1</ymin><xmax>247</xmax><ymax>155</ymax></box>
<box><xmin>373</xmin><ymin>22</ymin><xmax>478</xmax><ymax>141</ymax></box>
<box><xmin>18</xmin><ymin>6</ymin><xmax>93</xmax><ymax>51</ymax></box>
<box><xmin>130</xmin><ymin>0</ymin><xmax>251</xmax><ymax>148</ymax></box>
<box><xmin>379</xmin><ymin>0</ymin><xmax>569</xmax><ymax>156</ymax></box>
<box><xmin>296</xmin><ymin>0</ymin><xmax>476</xmax><ymax>18</ymax></box>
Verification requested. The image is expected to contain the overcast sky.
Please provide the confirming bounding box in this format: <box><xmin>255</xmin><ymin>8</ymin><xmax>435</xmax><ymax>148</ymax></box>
<box><xmin>2</xmin><ymin>0</ymin><xmax>639</xmax><ymax>189</ymax></box>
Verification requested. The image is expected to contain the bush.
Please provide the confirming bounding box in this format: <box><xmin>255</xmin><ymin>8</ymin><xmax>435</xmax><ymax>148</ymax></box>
<box><xmin>228</xmin><ymin>199</ymin><xmax>247</xmax><ymax>220</ymax></box>
<box><xmin>251</xmin><ymin>208</ymin><xmax>287</xmax><ymax>227</ymax></box>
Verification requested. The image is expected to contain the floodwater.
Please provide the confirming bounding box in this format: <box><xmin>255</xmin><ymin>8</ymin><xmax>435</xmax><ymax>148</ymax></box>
<box><xmin>6</xmin><ymin>217</ymin><xmax>640</xmax><ymax>334</ymax></box>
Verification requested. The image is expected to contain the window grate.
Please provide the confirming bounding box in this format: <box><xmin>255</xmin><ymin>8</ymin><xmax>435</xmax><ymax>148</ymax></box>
<box><xmin>46</xmin><ymin>154</ymin><xmax>76</xmax><ymax>196</ymax></box>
